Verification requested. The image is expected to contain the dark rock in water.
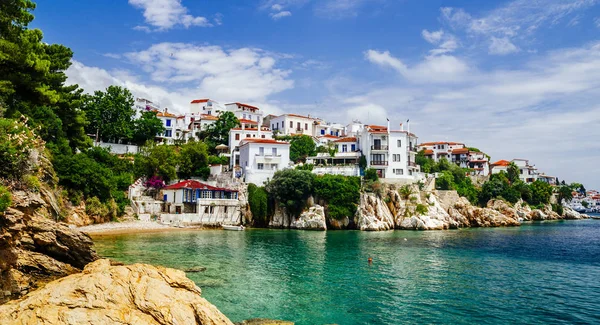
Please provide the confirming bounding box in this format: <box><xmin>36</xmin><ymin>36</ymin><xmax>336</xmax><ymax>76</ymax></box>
<box><xmin>184</xmin><ymin>266</ymin><xmax>207</xmax><ymax>273</ymax></box>
<box><xmin>236</xmin><ymin>319</ymin><xmax>294</xmax><ymax>325</ymax></box>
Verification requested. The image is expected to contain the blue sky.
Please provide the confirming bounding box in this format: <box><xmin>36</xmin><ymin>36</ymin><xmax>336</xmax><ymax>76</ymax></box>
<box><xmin>32</xmin><ymin>0</ymin><xmax>600</xmax><ymax>189</ymax></box>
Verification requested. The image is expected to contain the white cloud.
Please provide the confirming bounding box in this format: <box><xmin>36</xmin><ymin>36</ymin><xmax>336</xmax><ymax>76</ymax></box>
<box><xmin>595</xmin><ymin>17</ymin><xmax>600</xmax><ymax>27</ymax></box>
<box><xmin>422</xmin><ymin>29</ymin><xmax>444</xmax><ymax>44</ymax></box>
<box><xmin>67</xmin><ymin>43</ymin><xmax>294</xmax><ymax>112</ymax></box>
<box><xmin>133</xmin><ymin>25</ymin><xmax>152</xmax><ymax>33</ymax></box>
<box><xmin>441</xmin><ymin>0</ymin><xmax>599</xmax><ymax>54</ymax></box>
<box><xmin>489</xmin><ymin>36</ymin><xmax>519</xmax><ymax>55</ymax></box>
<box><xmin>365</xmin><ymin>50</ymin><xmax>469</xmax><ymax>83</ymax></box>
<box><xmin>128</xmin><ymin>0</ymin><xmax>212</xmax><ymax>31</ymax></box>
<box><xmin>271</xmin><ymin>11</ymin><xmax>292</xmax><ymax>20</ymax></box>
<box><xmin>353</xmin><ymin>42</ymin><xmax>600</xmax><ymax>188</ymax></box>
<box><xmin>271</xmin><ymin>4</ymin><xmax>284</xmax><ymax>11</ymax></box>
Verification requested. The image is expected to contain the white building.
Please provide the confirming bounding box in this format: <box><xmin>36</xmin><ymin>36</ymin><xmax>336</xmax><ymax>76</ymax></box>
<box><xmin>314</xmin><ymin>120</ymin><xmax>345</xmax><ymax>137</ymax></box>
<box><xmin>419</xmin><ymin>141</ymin><xmax>490</xmax><ymax>176</ymax></box>
<box><xmin>189</xmin><ymin>99</ymin><xmax>223</xmax><ymax>116</ymax></box>
<box><xmin>225</xmin><ymin>102</ymin><xmax>263</xmax><ymax>123</ymax></box>
<box><xmin>135</xmin><ymin>97</ymin><xmax>159</xmax><ymax>112</ymax></box>
<box><xmin>491</xmin><ymin>159</ymin><xmax>539</xmax><ymax>183</ymax></box>
<box><xmin>307</xmin><ymin>137</ymin><xmax>361</xmax><ymax>177</ymax></box>
<box><xmin>238</xmin><ymin>138</ymin><xmax>291</xmax><ymax>185</ymax></box>
<box><xmin>315</xmin><ymin>134</ymin><xmax>340</xmax><ymax>146</ymax></box>
<box><xmin>155</xmin><ymin>109</ymin><xmax>187</xmax><ymax>144</ymax></box>
<box><xmin>229</xmin><ymin>126</ymin><xmax>274</xmax><ymax>166</ymax></box>
<box><xmin>270</xmin><ymin>114</ymin><xmax>319</xmax><ymax>136</ymax></box>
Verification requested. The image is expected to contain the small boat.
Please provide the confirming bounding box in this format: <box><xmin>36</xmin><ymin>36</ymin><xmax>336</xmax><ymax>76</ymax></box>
<box><xmin>223</xmin><ymin>225</ymin><xmax>245</xmax><ymax>231</ymax></box>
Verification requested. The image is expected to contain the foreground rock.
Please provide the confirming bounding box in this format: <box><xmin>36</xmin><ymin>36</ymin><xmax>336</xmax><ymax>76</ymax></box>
<box><xmin>355</xmin><ymin>194</ymin><xmax>395</xmax><ymax>231</ymax></box>
<box><xmin>0</xmin><ymin>259</ymin><xmax>234</xmax><ymax>325</ymax></box>
<box><xmin>290</xmin><ymin>205</ymin><xmax>327</xmax><ymax>230</ymax></box>
<box><xmin>1</xmin><ymin>190</ymin><xmax>98</xmax><ymax>303</ymax></box>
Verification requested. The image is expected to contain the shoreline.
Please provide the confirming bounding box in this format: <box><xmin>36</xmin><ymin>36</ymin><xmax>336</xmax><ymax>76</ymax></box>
<box><xmin>77</xmin><ymin>221</ymin><xmax>203</xmax><ymax>236</ymax></box>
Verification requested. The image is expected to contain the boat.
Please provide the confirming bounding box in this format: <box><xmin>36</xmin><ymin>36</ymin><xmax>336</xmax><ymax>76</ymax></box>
<box><xmin>223</xmin><ymin>225</ymin><xmax>245</xmax><ymax>231</ymax></box>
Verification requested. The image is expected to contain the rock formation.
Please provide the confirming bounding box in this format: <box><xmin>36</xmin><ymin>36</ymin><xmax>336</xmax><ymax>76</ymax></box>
<box><xmin>355</xmin><ymin>194</ymin><xmax>395</xmax><ymax>231</ymax></box>
<box><xmin>290</xmin><ymin>205</ymin><xmax>327</xmax><ymax>230</ymax></box>
<box><xmin>0</xmin><ymin>259</ymin><xmax>234</xmax><ymax>325</ymax></box>
<box><xmin>1</xmin><ymin>189</ymin><xmax>98</xmax><ymax>303</ymax></box>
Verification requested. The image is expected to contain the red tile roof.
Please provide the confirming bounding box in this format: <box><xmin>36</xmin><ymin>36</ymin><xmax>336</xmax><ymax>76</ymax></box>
<box><xmin>452</xmin><ymin>148</ymin><xmax>470</xmax><ymax>154</ymax></box>
<box><xmin>491</xmin><ymin>159</ymin><xmax>511</xmax><ymax>167</ymax></box>
<box><xmin>423</xmin><ymin>149</ymin><xmax>434</xmax><ymax>155</ymax></box>
<box><xmin>334</xmin><ymin>137</ymin><xmax>357</xmax><ymax>143</ymax></box>
<box><xmin>228</xmin><ymin>102</ymin><xmax>260</xmax><ymax>111</ymax></box>
<box><xmin>319</xmin><ymin>134</ymin><xmax>340</xmax><ymax>139</ymax></box>
<box><xmin>201</xmin><ymin>114</ymin><xmax>219</xmax><ymax>121</ymax></box>
<box><xmin>154</xmin><ymin>110</ymin><xmax>177</xmax><ymax>118</ymax></box>
<box><xmin>240</xmin><ymin>139</ymin><xmax>289</xmax><ymax>145</ymax></box>
<box><xmin>419</xmin><ymin>141</ymin><xmax>465</xmax><ymax>147</ymax></box>
<box><xmin>164</xmin><ymin>180</ymin><xmax>237</xmax><ymax>192</ymax></box>
<box><xmin>285</xmin><ymin>114</ymin><xmax>317</xmax><ymax>120</ymax></box>
<box><xmin>230</xmin><ymin>127</ymin><xmax>271</xmax><ymax>131</ymax></box>
<box><xmin>238</xmin><ymin>118</ymin><xmax>258</xmax><ymax>125</ymax></box>
<box><xmin>191</xmin><ymin>99</ymin><xmax>210</xmax><ymax>104</ymax></box>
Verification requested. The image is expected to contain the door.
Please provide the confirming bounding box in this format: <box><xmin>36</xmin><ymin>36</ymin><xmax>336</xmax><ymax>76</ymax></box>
<box><xmin>374</xmin><ymin>139</ymin><xmax>381</xmax><ymax>150</ymax></box>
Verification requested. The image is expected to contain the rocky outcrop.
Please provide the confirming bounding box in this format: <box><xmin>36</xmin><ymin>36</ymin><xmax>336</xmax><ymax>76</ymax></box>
<box><xmin>563</xmin><ymin>206</ymin><xmax>590</xmax><ymax>220</ymax></box>
<box><xmin>269</xmin><ymin>205</ymin><xmax>292</xmax><ymax>228</ymax></box>
<box><xmin>355</xmin><ymin>194</ymin><xmax>394</xmax><ymax>231</ymax></box>
<box><xmin>0</xmin><ymin>259</ymin><xmax>234</xmax><ymax>325</ymax></box>
<box><xmin>448</xmin><ymin>197</ymin><xmax>521</xmax><ymax>227</ymax></box>
<box><xmin>1</xmin><ymin>189</ymin><xmax>98</xmax><ymax>303</ymax></box>
<box><xmin>290</xmin><ymin>205</ymin><xmax>326</xmax><ymax>230</ymax></box>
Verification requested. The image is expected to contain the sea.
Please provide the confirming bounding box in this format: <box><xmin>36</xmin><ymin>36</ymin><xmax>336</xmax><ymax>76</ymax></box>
<box><xmin>93</xmin><ymin>217</ymin><xmax>600</xmax><ymax>325</ymax></box>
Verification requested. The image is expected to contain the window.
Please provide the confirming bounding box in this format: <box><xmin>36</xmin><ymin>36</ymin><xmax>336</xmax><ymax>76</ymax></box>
<box><xmin>261</xmin><ymin>135</ymin><xmax>265</xmax><ymax>138</ymax></box>
<box><xmin>393</xmin><ymin>169</ymin><xmax>404</xmax><ymax>175</ymax></box>
<box><xmin>393</xmin><ymin>154</ymin><xmax>401</xmax><ymax>162</ymax></box>
<box><xmin>201</xmin><ymin>191</ymin><xmax>211</xmax><ymax>199</ymax></box>
<box><xmin>321</xmin><ymin>129</ymin><xmax>325</xmax><ymax>135</ymax></box>
<box><xmin>351</xmin><ymin>144</ymin><xmax>356</xmax><ymax>151</ymax></box>
<box><xmin>259</xmin><ymin>147</ymin><xmax>264</xmax><ymax>156</ymax></box>
<box><xmin>271</xmin><ymin>164</ymin><xmax>278</xmax><ymax>170</ymax></box>
<box><xmin>305</xmin><ymin>123</ymin><xmax>308</xmax><ymax>130</ymax></box>
<box><xmin>257</xmin><ymin>116</ymin><xmax>260</xmax><ymax>122</ymax></box>
<box><xmin>258</xmin><ymin>163</ymin><xmax>264</xmax><ymax>170</ymax></box>
<box><xmin>166</xmin><ymin>119</ymin><xmax>171</xmax><ymax>127</ymax></box>
<box><xmin>243</xmin><ymin>114</ymin><xmax>247</xmax><ymax>119</ymax></box>
<box><xmin>342</xmin><ymin>145</ymin><xmax>348</xmax><ymax>152</ymax></box>
<box><xmin>272</xmin><ymin>124</ymin><xmax>275</xmax><ymax>129</ymax></box>
<box><xmin>397</xmin><ymin>140</ymin><xmax>402</xmax><ymax>147</ymax></box>
<box><xmin>235</xmin><ymin>134</ymin><xmax>240</xmax><ymax>140</ymax></box>
<box><xmin>165</xmin><ymin>130</ymin><xmax>172</xmax><ymax>137</ymax></box>
<box><xmin>290</xmin><ymin>121</ymin><xmax>293</xmax><ymax>128</ymax></box>
<box><xmin>272</xmin><ymin>148</ymin><xmax>277</xmax><ymax>156</ymax></box>
<box><xmin>297</xmin><ymin>122</ymin><xmax>301</xmax><ymax>130</ymax></box>
<box><xmin>224</xmin><ymin>206</ymin><xmax>228</xmax><ymax>213</ymax></box>
<box><xmin>246</xmin><ymin>134</ymin><xmax>251</xmax><ymax>138</ymax></box>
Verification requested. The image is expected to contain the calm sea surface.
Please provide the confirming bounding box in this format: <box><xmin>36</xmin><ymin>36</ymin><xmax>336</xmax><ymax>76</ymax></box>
<box><xmin>94</xmin><ymin>217</ymin><xmax>600</xmax><ymax>325</ymax></box>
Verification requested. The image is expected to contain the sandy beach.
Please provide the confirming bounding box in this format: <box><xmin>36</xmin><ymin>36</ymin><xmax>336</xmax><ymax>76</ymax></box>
<box><xmin>77</xmin><ymin>221</ymin><xmax>199</xmax><ymax>236</ymax></box>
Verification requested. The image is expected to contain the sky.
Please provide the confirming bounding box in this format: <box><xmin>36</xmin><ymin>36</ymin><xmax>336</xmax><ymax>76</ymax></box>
<box><xmin>31</xmin><ymin>0</ymin><xmax>600</xmax><ymax>189</ymax></box>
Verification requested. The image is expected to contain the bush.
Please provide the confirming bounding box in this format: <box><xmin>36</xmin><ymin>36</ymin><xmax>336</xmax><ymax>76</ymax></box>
<box><xmin>399</xmin><ymin>185</ymin><xmax>413</xmax><ymax>200</ymax></box>
<box><xmin>85</xmin><ymin>196</ymin><xmax>108</xmax><ymax>217</ymax></box>
<box><xmin>0</xmin><ymin>118</ymin><xmax>44</xmax><ymax>180</ymax></box>
<box><xmin>248</xmin><ymin>184</ymin><xmax>268</xmax><ymax>226</ymax></box>
<box><xmin>530</xmin><ymin>180</ymin><xmax>553</xmax><ymax>205</ymax></box>
<box><xmin>23</xmin><ymin>175</ymin><xmax>41</xmax><ymax>192</ymax></box>
<box><xmin>266</xmin><ymin>169</ymin><xmax>315</xmax><ymax>217</ymax></box>
<box><xmin>415</xmin><ymin>204</ymin><xmax>428</xmax><ymax>215</ymax></box>
<box><xmin>0</xmin><ymin>185</ymin><xmax>12</xmax><ymax>213</ymax></box>
<box><xmin>552</xmin><ymin>204</ymin><xmax>564</xmax><ymax>216</ymax></box>
<box><xmin>364</xmin><ymin>168</ymin><xmax>379</xmax><ymax>182</ymax></box>
<box><xmin>295</xmin><ymin>164</ymin><xmax>314</xmax><ymax>171</ymax></box>
<box><xmin>314</xmin><ymin>175</ymin><xmax>360</xmax><ymax>220</ymax></box>
<box><xmin>435</xmin><ymin>171</ymin><xmax>455</xmax><ymax>190</ymax></box>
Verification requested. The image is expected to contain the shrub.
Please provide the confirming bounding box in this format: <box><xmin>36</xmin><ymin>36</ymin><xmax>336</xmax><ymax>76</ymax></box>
<box><xmin>296</xmin><ymin>164</ymin><xmax>314</xmax><ymax>171</ymax></box>
<box><xmin>399</xmin><ymin>185</ymin><xmax>413</xmax><ymax>200</ymax></box>
<box><xmin>0</xmin><ymin>185</ymin><xmax>12</xmax><ymax>213</ymax></box>
<box><xmin>314</xmin><ymin>175</ymin><xmax>360</xmax><ymax>220</ymax></box>
<box><xmin>435</xmin><ymin>171</ymin><xmax>455</xmax><ymax>190</ymax></box>
<box><xmin>266</xmin><ymin>169</ymin><xmax>314</xmax><ymax>217</ymax></box>
<box><xmin>248</xmin><ymin>184</ymin><xmax>268</xmax><ymax>226</ymax></box>
<box><xmin>530</xmin><ymin>180</ymin><xmax>553</xmax><ymax>205</ymax></box>
<box><xmin>364</xmin><ymin>168</ymin><xmax>379</xmax><ymax>182</ymax></box>
<box><xmin>552</xmin><ymin>204</ymin><xmax>564</xmax><ymax>216</ymax></box>
<box><xmin>415</xmin><ymin>204</ymin><xmax>428</xmax><ymax>215</ymax></box>
<box><xmin>0</xmin><ymin>118</ymin><xmax>44</xmax><ymax>180</ymax></box>
<box><xmin>23</xmin><ymin>175</ymin><xmax>41</xmax><ymax>192</ymax></box>
<box><xmin>85</xmin><ymin>196</ymin><xmax>108</xmax><ymax>217</ymax></box>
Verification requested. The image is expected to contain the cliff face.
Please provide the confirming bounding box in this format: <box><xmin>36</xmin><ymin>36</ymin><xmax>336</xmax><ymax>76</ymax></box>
<box><xmin>0</xmin><ymin>188</ymin><xmax>98</xmax><ymax>303</ymax></box>
<box><xmin>0</xmin><ymin>259</ymin><xmax>234</xmax><ymax>325</ymax></box>
<box><xmin>263</xmin><ymin>183</ymin><xmax>588</xmax><ymax>231</ymax></box>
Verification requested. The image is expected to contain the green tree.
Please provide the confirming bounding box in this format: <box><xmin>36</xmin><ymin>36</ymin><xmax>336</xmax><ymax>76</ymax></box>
<box><xmin>82</xmin><ymin>86</ymin><xmax>136</xmax><ymax>143</ymax></box>
<box><xmin>134</xmin><ymin>141</ymin><xmax>179</xmax><ymax>183</ymax></box>
<box><xmin>266</xmin><ymin>169</ymin><xmax>314</xmax><ymax>217</ymax></box>
<box><xmin>178</xmin><ymin>140</ymin><xmax>210</xmax><ymax>180</ymax></box>
<box><xmin>507</xmin><ymin>162</ymin><xmax>520</xmax><ymax>184</ymax></box>
<box><xmin>200</xmin><ymin>111</ymin><xmax>240</xmax><ymax>152</ymax></box>
<box><xmin>415</xmin><ymin>150</ymin><xmax>434</xmax><ymax>173</ymax></box>
<box><xmin>290</xmin><ymin>135</ymin><xmax>316</xmax><ymax>163</ymax></box>
<box><xmin>132</xmin><ymin>110</ymin><xmax>164</xmax><ymax>145</ymax></box>
<box><xmin>0</xmin><ymin>117</ymin><xmax>43</xmax><ymax>180</ymax></box>
<box><xmin>314</xmin><ymin>175</ymin><xmax>360</xmax><ymax>220</ymax></box>
<box><xmin>529</xmin><ymin>180</ymin><xmax>553</xmax><ymax>205</ymax></box>
<box><xmin>435</xmin><ymin>171</ymin><xmax>455</xmax><ymax>190</ymax></box>
<box><xmin>248</xmin><ymin>183</ymin><xmax>268</xmax><ymax>226</ymax></box>
<box><xmin>556</xmin><ymin>184</ymin><xmax>575</xmax><ymax>204</ymax></box>
<box><xmin>364</xmin><ymin>168</ymin><xmax>379</xmax><ymax>182</ymax></box>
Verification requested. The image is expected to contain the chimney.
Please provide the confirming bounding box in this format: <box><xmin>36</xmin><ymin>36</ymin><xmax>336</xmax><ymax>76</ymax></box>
<box><xmin>387</xmin><ymin>119</ymin><xmax>390</xmax><ymax>135</ymax></box>
<box><xmin>407</xmin><ymin>120</ymin><xmax>410</xmax><ymax>134</ymax></box>
<box><xmin>400</xmin><ymin>123</ymin><xmax>404</xmax><ymax>132</ymax></box>
<box><xmin>164</xmin><ymin>108</ymin><xmax>168</xmax><ymax>114</ymax></box>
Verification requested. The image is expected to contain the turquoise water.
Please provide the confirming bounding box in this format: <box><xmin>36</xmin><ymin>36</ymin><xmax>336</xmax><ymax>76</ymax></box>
<box><xmin>94</xmin><ymin>219</ymin><xmax>600</xmax><ymax>324</ymax></box>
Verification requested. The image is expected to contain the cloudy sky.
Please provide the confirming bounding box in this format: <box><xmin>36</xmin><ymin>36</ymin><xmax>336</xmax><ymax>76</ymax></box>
<box><xmin>33</xmin><ymin>0</ymin><xmax>600</xmax><ymax>188</ymax></box>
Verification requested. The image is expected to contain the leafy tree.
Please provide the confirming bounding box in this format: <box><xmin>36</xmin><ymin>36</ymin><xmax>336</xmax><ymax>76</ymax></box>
<box><xmin>364</xmin><ymin>168</ymin><xmax>379</xmax><ymax>182</ymax></box>
<box><xmin>82</xmin><ymin>86</ymin><xmax>136</xmax><ymax>143</ymax></box>
<box><xmin>0</xmin><ymin>117</ymin><xmax>43</xmax><ymax>180</ymax></box>
<box><xmin>435</xmin><ymin>171</ymin><xmax>455</xmax><ymax>190</ymax></box>
<box><xmin>266</xmin><ymin>169</ymin><xmax>314</xmax><ymax>217</ymax></box>
<box><xmin>200</xmin><ymin>111</ymin><xmax>240</xmax><ymax>152</ymax></box>
<box><xmin>556</xmin><ymin>184</ymin><xmax>575</xmax><ymax>204</ymax></box>
<box><xmin>248</xmin><ymin>184</ymin><xmax>268</xmax><ymax>226</ymax></box>
<box><xmin>507</xmin><ymin>162</ymin><xmax>520</xmax><ymax>184</ymax></box>
<box><xmin>178</xmin><ymin>140</ymin><xmax>210</xmax><ymax>180</ymax></box>
<box><xmin>581</xmin><ymin>201</ymin><xmax>590</xmax><ymax>208</ymax></box>
<box><xmin>513</xmin><ymin>180</ymin><xmax>532</xmax><ymax>202</ymax></box>
<box><xmin>134</xmin><ymin>141</ymin><xmax>179</xmax><ymax>183</ymax></box>
<box><xmin>358</xmin><ymin>154</ymin><xmax>367</xmax><ymax>170</ymax></box>
<box><xmin>132</xmin><ymin>110</ymin><xmax>164</xmax><ymax>145</ymax></box>
<box><xmin>455</xmin><ymin>177</ymin><xmax>480</xmax><ymax>204</ymax></box>
<box><xmin>529</xmin><ymin>180</ymin><xmax>553</xmax><ymax>205</ymax></box>
<box><xmin>314</xmin><ymin>175</ymin><xmax>360</xmax><ymax>220</ymax></box>
<box><xmin>415</xmin><ymin>150</ymin><xmax>434</xmax><ymax>173</ymax></box>
<box><xmin>290</xmin><ymin>135</ymin><xmax>316</xmax><ymax>163</ymax></box>
<box><xmin>479</xmin><ymin>173</ymin><xmax>511</xmax><ymax>205</ymax></box>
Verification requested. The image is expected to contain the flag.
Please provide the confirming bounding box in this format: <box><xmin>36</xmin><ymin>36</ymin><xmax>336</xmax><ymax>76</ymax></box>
<box><xmin>386</xmin><ymin>118</ymin><xmax>389</xmax><ymax>121</ymax></box>
<box><xmin>406</xmin><ymin>119</ymin><xmax>410</xmax><ymax>123</ymax></box>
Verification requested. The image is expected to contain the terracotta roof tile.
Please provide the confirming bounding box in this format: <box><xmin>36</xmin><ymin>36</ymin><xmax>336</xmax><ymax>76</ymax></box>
<box><xmin>190</xmin><ymin>99</ymin><xmax>210</xmax><ymax>104</ymax></box>
<box><xmin>164</xmin><ymin>180</ymin><xmax>237</xmax><ymax>192</ymax></box>
<box><xmin>491</xmin><ymin>159</ymin><xmax>511</xmax><ymax>167</ymax></box>
<box><xmin>334</xmin><ymin>137</ymin><xmax>357</xmax><ymax>143</ymax></box>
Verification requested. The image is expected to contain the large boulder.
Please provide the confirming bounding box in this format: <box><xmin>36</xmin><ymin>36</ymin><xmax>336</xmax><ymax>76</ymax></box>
<box><xmin>448</xmin><ymin>197</ymin><xmax>521</xmax><ymax>227</ymax></box>
<box><xmin>563</xmin><ymin>206</ymin><xmax>589</xmax><ymax>219</ymax></box>
<box><xmin>355</xmin><ymin>194</ymin><xmax>394</xmax><ymax>231</ymax></box>
<box><xmin>397</xmin><ymin>193</ymin><xmax>456</xmax><ymax>230</ymax></box>
<box><xmin>0</xmin><ymin>259</ymin><xmax>234</xmax><ymax>325</ymax></box>
<box><xmin>290</xmin><ymin>205</ymin><xmax>327</xmax><ymax>230</ymax></box>
<box><xmin>1</xmin><ymin>189</ymin><xmax>98</xmax><ymax>302</ymax></box>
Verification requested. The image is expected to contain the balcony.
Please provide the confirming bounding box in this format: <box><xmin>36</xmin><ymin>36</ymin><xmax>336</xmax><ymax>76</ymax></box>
<box><xmin>371</xmin><ymin>145</ymin><xmax>389</xmax><ymax>150</ymax></box>
<box><xmin>371</xmin><ymin>161</ymin><xmax>388</xmax><ymax>166</ymax></box>
<box><xmin>255</xmin><ymin>154</ymin><xmax>282</xmax><ymax>158</ymax></box>
<box><xmin>408</xmin><ymin>146</ymin><xmax>418</xmax><ymax>152</ymax></box>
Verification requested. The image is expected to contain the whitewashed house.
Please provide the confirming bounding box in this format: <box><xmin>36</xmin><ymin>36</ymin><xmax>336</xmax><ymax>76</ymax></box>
<box><xmin>307</xmin><ymin>137</ymin><xmax>361</xmax><ymax>177</ymax></box>
<box><xmin>238</xmin><ymin>138</ymin><xmax>291</xmax><ymax>185</ymax></box>
<box><xmin>491</xmin><ymin>159</ymin><xmax>539</xmax><ymax>183</ymax></box>
<box><xmin>419</xmin><ymin>141</ymin><xmax>490</xmax><ymax>176</ymax></box>
<box><xmin>225</xmin><ymin>102</ymin><xmax>263</xmax><ymax>124</ymax></box>
<box><xmin>189</xmin><ymin>99</ymin><xmax>223</xmax><ymax>116</ymax></box>
<box><xmin>228</xmin><ymin>126</ymin><xmax>274</xmax><ymax>166</ymax></box>
<box><xmin>155</xmin><ymin>109</ymin><xmax>183</xmax><ymax>144</ymax></box>
<box><xmin>270</xmin><ymin>114</ymin><xmax>319</xmax><ymax>136</ymax></box>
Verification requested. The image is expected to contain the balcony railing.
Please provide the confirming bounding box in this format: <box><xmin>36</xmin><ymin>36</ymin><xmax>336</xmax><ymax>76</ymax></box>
<box><xmin>255</xmin><ymin>154</ymin><xmax>282</xmax><ymax>157</ymax></box>
<box><xmin>371</xmin><ymin>161</ymin><xmax>388</xmax><ymax>166</ymax></box>
<box><xmin>371</xmin><ymin>145</ymin><xmax>389</xmax><ymax>150</ymax></box>
<box><xmin>408</xmin><ymin>146</ymin><xmax>418</xmax><ymax>152</ymax></box>
<box><xmin>408</xmin><ymin>162</ymin><xmax>417</xmax><ymax>167</ymax></box>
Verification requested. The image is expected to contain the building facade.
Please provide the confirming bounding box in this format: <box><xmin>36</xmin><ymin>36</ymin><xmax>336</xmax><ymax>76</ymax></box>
<box><xmin>270</xmin><ymin>114</ymin><xmax>319</xmax><ymax>136</ymax></box>
<box><xmin>419</xmin><ymin>141</ymin><xmax>490</xmax><ymax>176</ymax></box>
<box><xmin>238</xmin><ymin>138</ymin><xmax>291</xmax><ymax>185</ymax></box>
<box><xmin>225</xmin><ymin>102</ymin><xmax>263</xmax><ymax>123</ymax></box>
<box><xmin>490</xmin><ymin>159</ymin><xmax>539</xmax><ymax>183</ymax></box>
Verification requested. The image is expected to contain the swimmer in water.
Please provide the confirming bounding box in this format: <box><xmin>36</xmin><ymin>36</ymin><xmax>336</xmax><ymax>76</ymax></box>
<box><xmin>368</xmin><ymin>257</ymin><xmax>373</xmax><ymax>264</ymax></box>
